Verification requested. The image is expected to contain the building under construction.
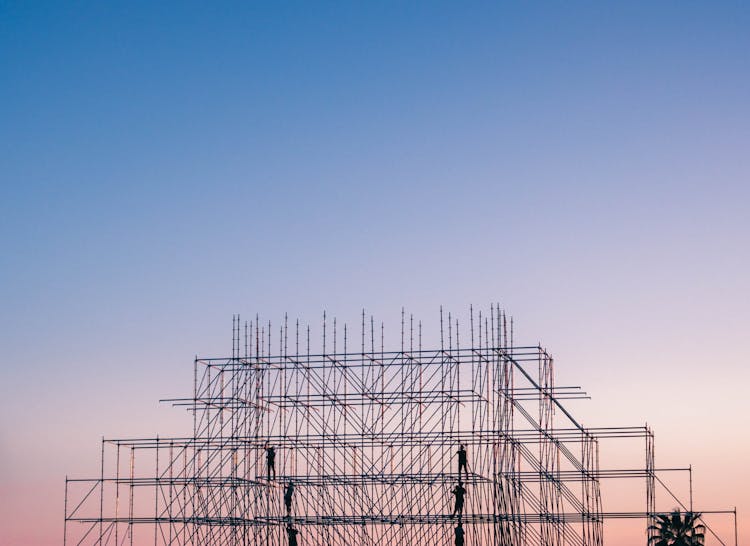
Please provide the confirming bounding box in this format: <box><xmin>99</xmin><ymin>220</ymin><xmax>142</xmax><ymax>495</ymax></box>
<box><xmin>64</xmin><ymin>306</ymin><xmax>735</xmax><ymax>545</ymax></box>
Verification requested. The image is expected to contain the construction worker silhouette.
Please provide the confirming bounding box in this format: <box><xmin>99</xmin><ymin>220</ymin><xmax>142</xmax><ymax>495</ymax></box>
<box><xmin>455</xmin><ymin>523</ymin><xmax>465</xmax><ymax>546</ymax></box>
<box><xmin>286</xmin><ymin>524</ymin><xmax>299</xmax><ymax>546</ymax></box>
<box><xmin>284</xmin><ymin>481</ymin><xmax>295</xmax><ymax>514</ymax></box>
<box><xmin>457</xmin><ymin>444</ymin><xmax>467</xmax><ymax>477</ymax></box>
<box><xmin>451</xmin><ymin>481</ymin><xmax>466</xmax><ymax>518</ymax></box>
<box><xmin>266</xmin><ymin>445</ymin><xmax>276</xmax><ymax>480</ymax></box>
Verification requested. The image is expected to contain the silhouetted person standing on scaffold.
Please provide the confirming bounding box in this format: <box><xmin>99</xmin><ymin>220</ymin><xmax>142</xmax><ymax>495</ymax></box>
<box><xmin>451</xmin><ymin>481</ymin><xmax>466</xmax><ymax>518</ymax></box>
<box><xmin>266</xmin><ymin>445</ymin><xmax>276</xmax><ymax>480</ymax></box>
<box><xmin>284</xmin><ymin>480</ymin><xmax>295</xmax><ymax>515</ymax></box>
<box><xmin>457</xmin><ymin>444</ymin><xmax>468</xmax><ymax>478</ymax></box>
<box><xmin>286</xmin><ymin>523</ymin><xmax>299</xmax><ymax>546</ymax></box>
<box><xmin>454</xmin><ymin>523</ymin><xmax>465</xmax><ymax>546</ymax></box>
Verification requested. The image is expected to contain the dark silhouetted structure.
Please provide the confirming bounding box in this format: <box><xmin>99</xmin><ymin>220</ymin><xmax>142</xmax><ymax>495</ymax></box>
<box><xmin>63</xmin><ymin>308</ymin><xmax>735</xmax><ymax>546</ymax></box>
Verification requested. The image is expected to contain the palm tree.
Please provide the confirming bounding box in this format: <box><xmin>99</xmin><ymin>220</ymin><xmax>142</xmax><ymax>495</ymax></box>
<box><xmin>648</xmin><ymin>510</ymin><xmax>705</xmax><ymax>546</ymax></box>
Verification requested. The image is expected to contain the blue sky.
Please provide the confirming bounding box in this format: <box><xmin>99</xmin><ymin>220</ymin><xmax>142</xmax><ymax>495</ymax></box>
<box><xmin>1</xmin><ymin>2</ymin><xmax>749</xmax><ymax>544</ymax></box>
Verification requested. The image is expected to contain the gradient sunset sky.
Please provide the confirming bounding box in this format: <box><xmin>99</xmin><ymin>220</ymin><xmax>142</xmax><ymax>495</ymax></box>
<box><xmin>1</xmin><ymin>2</ymin><xmax>748</xmax><ymax>545</ymax></box>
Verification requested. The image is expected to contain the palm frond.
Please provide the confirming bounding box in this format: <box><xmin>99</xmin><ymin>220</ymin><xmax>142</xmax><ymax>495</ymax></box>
<box><xmin>649</xmin><ymin>510</ymin><xmax>705</xmax><ymax>546</ymax></box>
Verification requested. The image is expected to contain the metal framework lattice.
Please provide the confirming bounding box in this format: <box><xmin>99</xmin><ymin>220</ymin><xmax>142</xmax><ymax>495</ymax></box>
<box><xmin>64</xmin><ymin>307</ymin><xmax>730</xmax><ymax>546</ymax></box>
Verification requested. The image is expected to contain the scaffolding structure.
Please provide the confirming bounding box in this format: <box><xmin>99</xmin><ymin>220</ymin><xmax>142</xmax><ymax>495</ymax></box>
<box><xmin>64</xmin><ymin>307</ymin><xmax>732</xmax><ymax>546</ymax></box>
